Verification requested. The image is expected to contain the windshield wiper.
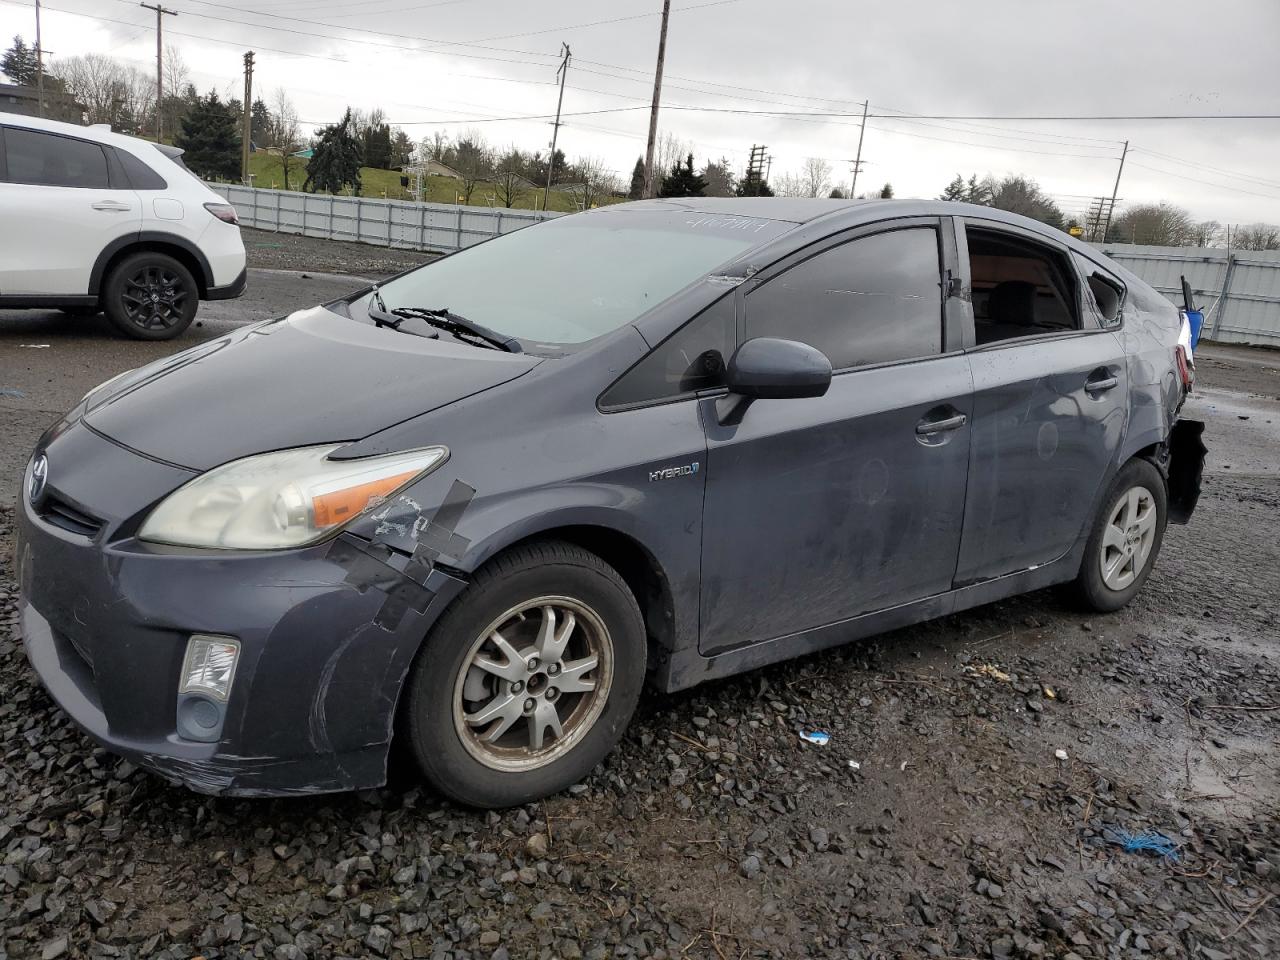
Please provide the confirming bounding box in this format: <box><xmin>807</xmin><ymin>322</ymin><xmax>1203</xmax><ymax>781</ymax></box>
<box><xmin>373</xmin><ymin>303</ymin><xmax>522</xmax><ymax>353</ymax></box>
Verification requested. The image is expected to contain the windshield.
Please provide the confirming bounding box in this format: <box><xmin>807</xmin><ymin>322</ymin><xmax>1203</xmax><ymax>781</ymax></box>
<box><xmin>365</xmin><ymin>209</ymin><xmax>788</xmax><ymax>346</ymax></box>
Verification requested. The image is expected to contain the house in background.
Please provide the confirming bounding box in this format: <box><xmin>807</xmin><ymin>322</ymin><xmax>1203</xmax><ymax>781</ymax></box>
<box><xmin>0</xmin><ymin>83</ymin><xmax>85</xmax><ymax>124</ymax></box>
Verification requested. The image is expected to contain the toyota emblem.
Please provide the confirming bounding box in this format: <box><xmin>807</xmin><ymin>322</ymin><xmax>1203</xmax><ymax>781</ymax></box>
<box><xmin>28</xmin><ymin>454</ymin><xmax>48</xmax><ymax>506</ymax></box>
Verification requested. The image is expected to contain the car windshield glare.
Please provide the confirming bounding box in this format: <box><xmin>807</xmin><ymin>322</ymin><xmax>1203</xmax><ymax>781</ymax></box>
<box><xmin>371</xmin><ymin>210</ymin><xmax>787</xmax><ymax>346</ymax></box>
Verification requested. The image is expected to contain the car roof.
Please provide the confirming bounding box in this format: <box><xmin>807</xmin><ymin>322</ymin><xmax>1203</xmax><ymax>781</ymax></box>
<box><xmin>609</xmin><ymin>197</ymin><xmax>1120</xmax><ymax>265</ymax></box>
<box><xmin>0</xmin><ymin>113</ymin><xmax>151</xmax><ymax>152</ymax></box>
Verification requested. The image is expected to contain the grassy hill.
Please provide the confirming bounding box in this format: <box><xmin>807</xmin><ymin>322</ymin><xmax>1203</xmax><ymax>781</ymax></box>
<box><xmin>234</xmin><ymin>153</ymin><xmax>622</xmax><ymax>214</ymax></box>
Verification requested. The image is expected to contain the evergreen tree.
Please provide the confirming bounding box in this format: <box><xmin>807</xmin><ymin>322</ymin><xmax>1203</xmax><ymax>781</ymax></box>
<box><xmin>250</xmin><ymin>97</ymin><xmax>272</xmax><ymax>147</ymax></box>
<box><xmin>362</xmin><ymin>120</ymin><xmax>392</xmax><ymax>169</ymax></box>
<box><xmin>627</xmin><ymin>157</ymin><xmax>645</xmax><ymax>200</ymax></box>
<box><xmin>940</xmin><ymin>174</ymin><xmax>966</xmax><ymax>202</ymax></box>
<box><xmin>304</xmin><ymin>108</ymin><xmax>363</xmax><ymax>195</ymax></box>
<box><xmin>658</xmin><ymin>153</ymin><xmax>707</xmax><ymax>198</ymax></box>
<box><xmin>829</xmin><ymin>187</ymin><xmax>846</xmax><ymax>199</ymax></box>
<box><xmin>174</xmin><ymin>91</ymin><xmax>241</xmax><ymax>181</ymax></box>
<box><xmin>1</xmin><ymin>35</ymin><xmax>38</xmax><ymax>85</ymax></box>
<box><xmin>390</xmin><ymin>129</ymin><xmax>414</xmax><ymax>168</ymax></box>
<box><xmin>879</xmin><ymin>183</ymin><xmax>894</xmax><ymax>199</ymax></box>
<box><xmin>965</xmin><ymin>174</ymin><xmax>991</xmax><ymax>205</ymax></box>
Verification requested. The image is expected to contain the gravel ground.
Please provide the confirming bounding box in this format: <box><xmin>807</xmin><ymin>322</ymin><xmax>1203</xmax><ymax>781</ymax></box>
<box><xmin>242</xmin><ymin>227</ymin><xmax>436</xmax><ymax>278</ymax></box>
<box><xmin>2</xmin><ymin>254</ymin><xmax>1278</xmax><ymax>956</ymax></box>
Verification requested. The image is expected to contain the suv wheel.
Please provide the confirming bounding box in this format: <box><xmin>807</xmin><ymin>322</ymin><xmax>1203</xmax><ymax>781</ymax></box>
<box><xmin>1073</xmin><ymin>458</ymin><xmax>1167</xmax><ymax>612</ymax></box>
<box><xmin>403</xmin><ymin>541</ymin><xmax>646</xmax><ymax>808</ymax></box>
<box><xmin>103</xmin><ymin>252</ymin><xmax>198</xmax><ymax>340</ymax></box>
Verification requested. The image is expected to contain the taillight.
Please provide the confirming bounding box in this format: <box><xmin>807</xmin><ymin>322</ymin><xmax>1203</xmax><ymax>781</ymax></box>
<box><xmin>203</xmin><ymin>202</ymin><xmax>239</xmax><ymax>225</ymax></box>
<box><xmin>1175</xmin><ymin>345</ymin><xmax>1194</xmax><ymax>391</ymax></box>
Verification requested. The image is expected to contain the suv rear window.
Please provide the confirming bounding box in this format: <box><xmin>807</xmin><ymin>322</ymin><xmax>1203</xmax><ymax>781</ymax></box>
<box><xmin>4</xmin><ymin>127</ymin><xmax>110</xmax><ymax>188</ymax></box>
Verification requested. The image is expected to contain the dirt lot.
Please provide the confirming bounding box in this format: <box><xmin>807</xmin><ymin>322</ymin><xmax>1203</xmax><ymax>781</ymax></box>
<box><xmin>1</xmin><ymin>233</ymin><xmax>1277</xmax><ymax>959</ymax></box>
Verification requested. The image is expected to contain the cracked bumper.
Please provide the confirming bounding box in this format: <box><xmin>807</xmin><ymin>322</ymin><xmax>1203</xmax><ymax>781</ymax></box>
<box><xmin>15</xmin><ymin>445</ymin><xmax>466</xmax><ymax>797</ymax></box>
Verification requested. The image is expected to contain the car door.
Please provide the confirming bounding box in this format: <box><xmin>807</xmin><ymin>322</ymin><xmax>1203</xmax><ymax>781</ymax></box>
<box><xmin>953</xmin><ymin>218</ymin><xmax>1128</xmax><ymax>584</ymax></box>
<box><xmin>697</xmin><ymin>219</ymin><xmax>974</xmax><ymax>655</ymax></box>
<box><xmin>0</xmin><ymin>125</ymin><xmax>141</xmax><ymax>296</ymax></box>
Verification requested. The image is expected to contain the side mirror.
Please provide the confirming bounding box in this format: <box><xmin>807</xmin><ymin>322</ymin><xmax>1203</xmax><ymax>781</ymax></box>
<box><xmin>727</xmin><ymin>337</ymin><xmax>832</xmax><ymax>399</ymax></box>
<box><xmin>717</xmin><ymin>337</ymin><xmax>832</xmax><ymax>425</ymax></box>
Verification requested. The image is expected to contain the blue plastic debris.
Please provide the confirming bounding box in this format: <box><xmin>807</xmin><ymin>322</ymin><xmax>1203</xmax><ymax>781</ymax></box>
<box><xmin>1102</xmin><ymin>826</ymin><xmax>1181</xmax><ymax>862</ymax></box>
<box><xmin>798</xmin><ymin>731</ymin><xmax>831</xmax><ymax>746</ymax></box>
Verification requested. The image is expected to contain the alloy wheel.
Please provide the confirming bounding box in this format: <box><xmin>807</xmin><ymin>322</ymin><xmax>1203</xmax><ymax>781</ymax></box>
<box><xmin>453</xmin><ymin>596</ymin><xmax>614</xmax><ymax>772</ymax></box>
<box><xmin>121</xmin><ymin>265</ymin><xmax>189</xmax><ymax>332</ymax></box>
<box><xmin>1099</xmin><ymin>485</ymin><xmax>1157</xmax><ymax>591</ymax></box>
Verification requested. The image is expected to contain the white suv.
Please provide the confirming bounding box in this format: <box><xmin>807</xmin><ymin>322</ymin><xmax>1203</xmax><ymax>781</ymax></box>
<box><xmin>0</xmin><ymin>115</ymin><xmax>246</xmax><ymax>340</ymax></box>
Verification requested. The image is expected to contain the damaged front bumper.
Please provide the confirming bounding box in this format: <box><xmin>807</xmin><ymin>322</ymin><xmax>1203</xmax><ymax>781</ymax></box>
<box><xmin>15</xmin><ymin>432</ymin><xmax>466</xmax><ymax>797</ymax></box>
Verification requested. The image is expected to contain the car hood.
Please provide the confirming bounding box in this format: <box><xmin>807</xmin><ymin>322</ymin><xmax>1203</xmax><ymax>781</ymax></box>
<box><xmin>83</xmin><ymin>305</ymin><xmax>541</xmax><ymax>471</ymax></box>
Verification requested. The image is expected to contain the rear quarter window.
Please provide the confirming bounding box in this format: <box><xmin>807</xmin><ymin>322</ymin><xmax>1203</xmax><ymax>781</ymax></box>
<box><xmin>115</xmin><ymin>147</ymin><xmax>168</xmax><ymax>189</ymax></box>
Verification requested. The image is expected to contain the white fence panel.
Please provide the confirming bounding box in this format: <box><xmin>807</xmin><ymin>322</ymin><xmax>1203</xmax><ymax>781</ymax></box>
<box><xmin>1094</xmin><ymin>243</ymin><xmax>1280</xmax><ymax>347</ymax></box>
<box><xmin>207</xmin><ymin>183</ymin><xmax>562</xmax><ymax>254</ymax></box>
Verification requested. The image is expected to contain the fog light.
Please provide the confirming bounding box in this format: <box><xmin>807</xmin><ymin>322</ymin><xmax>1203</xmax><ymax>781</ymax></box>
<box><xmin>180</xmin><ymin>635</ymin><xmax>240</xmax><ymax>702</ymax></box>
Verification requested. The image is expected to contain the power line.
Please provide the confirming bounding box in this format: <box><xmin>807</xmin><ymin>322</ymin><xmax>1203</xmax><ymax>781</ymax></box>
<box><xmin>1127</xmin><ymin>161</ymin><xmax>1280</xmax><ymax>202</ymax></box>
<box><xmin>1129</xmin><ymin>146</ymin><xmax>1280</xmax><ymax>192</ymax></box>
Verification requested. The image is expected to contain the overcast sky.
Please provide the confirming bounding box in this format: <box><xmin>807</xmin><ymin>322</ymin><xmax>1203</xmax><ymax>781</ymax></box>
<box><xmin>6</xmin><ymin>0</ymin><xmax>1280</xmax><ymax>224</ymax></box>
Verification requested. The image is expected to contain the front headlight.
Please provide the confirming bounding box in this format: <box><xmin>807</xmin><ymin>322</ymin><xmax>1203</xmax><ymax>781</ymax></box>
<box><xmin>139</xmin><ymin>444</ymin><xmax>448</xmax><ymax>549</ymax></box>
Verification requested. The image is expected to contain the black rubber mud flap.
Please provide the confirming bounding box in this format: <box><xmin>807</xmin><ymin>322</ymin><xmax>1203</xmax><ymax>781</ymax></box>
<box><xmin>1168</xmin><ymin>418</ymin><xmax>1206</xmax><ymax>524</ymax></box>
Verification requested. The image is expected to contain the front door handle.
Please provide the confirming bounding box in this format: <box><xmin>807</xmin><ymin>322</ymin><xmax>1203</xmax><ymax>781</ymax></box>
<box><xmin>916</xmin><ymin>412</ymin><xmax>968</xmax><ymax>435</ymax></box>
<box><xmin>91</xmin><ymin>200</ymin><xmax>132</xmax><ymax>212</ymax></box>
<box><xmin>1085</xmin><ymin>376</ymin><xmax>1118</xmax><ymax>394</ymax></box>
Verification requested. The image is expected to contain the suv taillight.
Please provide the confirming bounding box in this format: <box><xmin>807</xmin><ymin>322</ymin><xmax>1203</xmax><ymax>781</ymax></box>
<box><xmin>203</xmin><ymin>202</ymin><xmax>239</xmax><ymax>225</ymax></box>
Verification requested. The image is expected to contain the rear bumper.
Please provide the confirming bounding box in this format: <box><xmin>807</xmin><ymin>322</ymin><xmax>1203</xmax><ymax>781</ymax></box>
<box><xmin>205</xmin><ymin>265</ymin><xmax>247</xmax><ymax>301</ymax></box>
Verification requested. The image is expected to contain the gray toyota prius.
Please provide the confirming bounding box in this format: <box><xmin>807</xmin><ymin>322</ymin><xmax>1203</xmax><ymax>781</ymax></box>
<box><xmin>16</xmin><ymin>198</ymin><xmax>1205</xmax><ymax>807</ymax></box>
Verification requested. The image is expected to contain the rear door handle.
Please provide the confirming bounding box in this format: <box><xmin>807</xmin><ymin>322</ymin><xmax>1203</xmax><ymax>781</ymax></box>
<box><xmin>91</xmin><ymin>200</ymin><xmax>132</xmax><ymax>212</ymax></box>
<box><xmin>916</xmin><ymin>413</ymin><xmax>968</xmax><ymax>435</ymax></box>
<box><xmin>1085</xmin><ymin>376</ymin><xmax>1118</xmax><ymax>394</ymax></box>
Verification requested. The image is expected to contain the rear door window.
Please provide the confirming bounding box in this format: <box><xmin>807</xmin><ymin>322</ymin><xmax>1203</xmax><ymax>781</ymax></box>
<box><xmin>743</xmin><ymin>227</ymin><xmax>944</xmax><ymax>370</ymax></box>
<box><xmin>965</xmin><ymin>226</ymin><xmax>1081</xmax><ymax>344</ymax></box>
<box><xmin>4</xmin><ymin>127</ymin><xmax>110</xmax><ymax>188</ymax></box>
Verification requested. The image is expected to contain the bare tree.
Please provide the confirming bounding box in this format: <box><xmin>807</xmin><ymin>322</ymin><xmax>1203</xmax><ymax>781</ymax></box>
<box><xmin>54</xmin><ymin>53</ymin><xmax>141</xmax><ymax>128</ymax></box>
<box><xmin>1232</xmin><ymin>223</ymin><xmax>1280</xmax><ymax>251</ymax></box>
<box><xmin>452</xmin><ymin>130</ymin><xmax>493</xmax><ymax>204</ymax></box>
<box><xmin>800</xmin><ymin>157</ymin><xmax>832</xmax><ymax>198</ymax></box>
<box><xmin>271</xmin><ymin>87</ymin><xmax>302</xmax><ymax>190</ymax></box>
<box><xmin>569</xmin><ymin>156</ymin><xmax>620</xmax><ymax>210</ymax></box>
<box><xmin>160</xmin><ymin>43</ymin><xmax>189</xmax><ymax>138</ymax></box>
<box><xmin>654</xmin><ymin>131</ymin><xmax>691</xmax><ymax>183</ymax></box>
<box><xmin>493</xmin><ymin>146</ymin><xmax>529</xmax><ymax>208</ymax></box>
<box><xmin>1109</xmin><ymin>203</ymin><xmax>1197</xmax><ymax>246</ymax></box>
<box><xmin>420</xmin><ymin>130</ymin><xmax>448</xmax><ymax>163</ymax></box>
<box><xmin>772</xmin><ymin>171</ymin><xmax>806</xmax><ymax>197</ymax></box>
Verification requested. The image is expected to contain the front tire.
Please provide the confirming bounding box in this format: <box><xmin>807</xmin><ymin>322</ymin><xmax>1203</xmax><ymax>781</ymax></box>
<box><xmin>103</xmin><ymin>252</ymin><xmax>198</xmax><ymax>340</ymax></box>
<box><xmin>403</xmin><ymin>541</ymin><xmax>646</xmax><ymax>808</ymax></box>
<box><xmin>1074</xmin><ymin>458</ymin><xmax>1167</xmax><ymax>612</ymax></box>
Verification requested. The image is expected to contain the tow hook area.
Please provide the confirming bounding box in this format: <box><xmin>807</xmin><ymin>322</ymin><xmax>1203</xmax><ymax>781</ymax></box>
<box><xmin>1167</xmin><ymin>419</ymin><xmax>1207</xmax><ymax>524</ymax></box>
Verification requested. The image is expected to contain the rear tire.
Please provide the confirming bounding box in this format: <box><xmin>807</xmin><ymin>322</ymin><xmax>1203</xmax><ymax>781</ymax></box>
<box><xmin>103</xmin><ymin>252</ymin><xmax>198</xmax><ymax>341</ymax></box>
<box><xmin>403</xmin><ymin>540</ymin><xmax>646</xmax><ymax>808</ymax></box>
<box><xmin>1073</xmin><ymin>458</ymin><xmax>1167</xmax><ymax>612</ymax></box>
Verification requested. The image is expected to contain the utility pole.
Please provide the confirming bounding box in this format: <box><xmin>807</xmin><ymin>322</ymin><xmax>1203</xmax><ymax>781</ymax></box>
<box><xmin>1101</xmin><ymin>140</ymin><xmax>1129</xmax><ymax>243</ymax></box>
<box><xmin>642</xmin><ymin>0</ymin><xmax>672</xmax><ymax>199</ymax></box>
<box><xmin>241</xmin><ymin>50</ymin><xmax>255</xmax><ymax>183</ymax></box>
<box><xmin>34</xmin><ymin>0</ymin><xmax>45</xmax><ymax>117</ymax></box>
<box><xmin>850</xmin><ymin>100</ymin><xmax>868</xmax><ymax>197</ymax></box>
<box><xmin>140</xmin><ymin>3</ymin><xmax>176</xmax><ymax>142</ymax></box>
<box><xmin>544</xmin><ymin>43</ymin><xmax>570</xmax><ymax>211</ymax></box>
